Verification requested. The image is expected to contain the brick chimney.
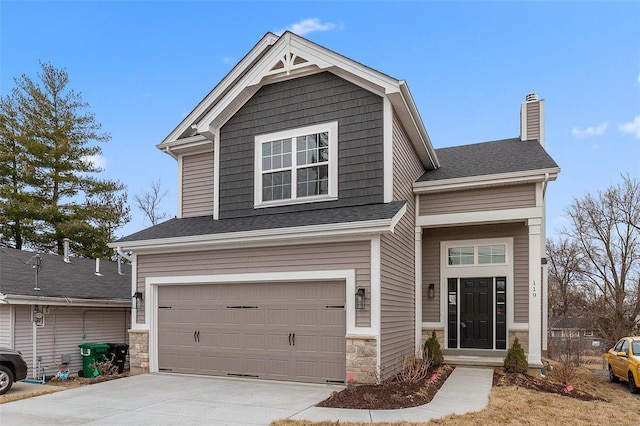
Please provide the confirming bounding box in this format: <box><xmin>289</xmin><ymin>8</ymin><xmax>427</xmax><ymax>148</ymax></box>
<box><xmin>520</xmin><ymin>93</ymin><xmax>545</xmax><ymax>147</ymax></box>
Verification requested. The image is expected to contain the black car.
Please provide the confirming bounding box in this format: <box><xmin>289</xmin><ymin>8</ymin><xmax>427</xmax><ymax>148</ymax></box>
<box><xmin>0</xmin><ymin>347</ymin><xmax>28</xmax><ymax>395</ymax></box>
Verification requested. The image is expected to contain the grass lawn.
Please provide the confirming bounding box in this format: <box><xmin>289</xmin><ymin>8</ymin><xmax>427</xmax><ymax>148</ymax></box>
<box><xmin>271</xmin><ymin>365</ymin><xmax>640</xmax><ymax>425</ymax></box>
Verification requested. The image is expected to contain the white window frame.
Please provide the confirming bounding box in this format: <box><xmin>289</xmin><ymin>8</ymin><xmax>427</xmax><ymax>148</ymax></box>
<box><xmin>446</xmin><ymin>243</ymin><xmax>508</xmax><ymax>267</ymax></box>
<box><xmin>254</xmin><ymin>122</ymin><xmax>338</xmax><ymax>208</ymax></box>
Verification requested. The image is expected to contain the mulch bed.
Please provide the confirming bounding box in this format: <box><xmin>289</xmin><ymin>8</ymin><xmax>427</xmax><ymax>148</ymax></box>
<box><xmin>493</xmin><ymin>368</ymin><xmax>607</xmax><ymax>402</ymax></box>
<box><xmin>317</xmin><ymin>364</ymin><xmax>455</xmax><ymax>409</ymax></box>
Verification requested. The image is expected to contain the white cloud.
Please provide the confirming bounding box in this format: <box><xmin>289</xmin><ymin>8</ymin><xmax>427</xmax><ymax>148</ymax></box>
<box><xmin>637</xmin><ymin>72</ymin><xmax>640</xmax><ymax>84</ymax></box>
<box><xmin>278</xmin><ymin>18</ymin><xmax>337</xmax><ymax>36</ymax></box>
<box><xmin>619</xmin><ymin>115</ymin><xmax>640</xmax><ymax>139</ymax></box>
<box><xmin>222</xmin><ymin>57</ymin><xmax>234</xmax><ymax>64</ymax></box>
<box><xmin>571</xmin><ymin>122</ymin><xmax>608</xmax><ymax>137</ymax></box>
<box><xmin>82</xmin><ymin>154</ymin><xmax>107</xmax><ymax>170</ymax></box>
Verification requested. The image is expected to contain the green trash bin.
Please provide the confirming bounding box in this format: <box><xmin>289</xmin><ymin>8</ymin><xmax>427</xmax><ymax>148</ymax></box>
<box><xmin>79</xmin><ymin>343</ymin><xmax>109</xmax><ymax>377</ymax></box>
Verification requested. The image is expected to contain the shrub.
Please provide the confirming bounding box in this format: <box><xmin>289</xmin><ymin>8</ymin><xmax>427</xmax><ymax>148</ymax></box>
<box><xmin>423</xmin><ymin>330</ymin><xmax>444</xmax><ymax>366</ymax></box>
<box><xmin>89</xmin><ymin>355</ymin><xmax>119</xmax><ymax>376</ymax></box>
<box><xmin>396</xmin><ymin>354</ymin><xmax>431</xmax><ymax>383</ymax></box>
<box><xmin>504</xmin><ymin>337</ymin><xmax>528</xmax><ymax>374</ymax></box>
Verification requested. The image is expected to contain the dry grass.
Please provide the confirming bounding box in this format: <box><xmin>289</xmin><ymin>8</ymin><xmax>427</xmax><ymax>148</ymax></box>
<box><xmin>0</xmin><ymin>387</ymin><xmax>63</xmax><ymax>404</ymax></box>
<box><xmin>271</xmin><ymin>366</ymin><xmax>640</xmax><ymax>426</ymax></box>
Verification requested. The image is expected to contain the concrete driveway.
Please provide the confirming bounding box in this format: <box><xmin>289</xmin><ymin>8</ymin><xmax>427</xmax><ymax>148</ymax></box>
<box><xmin>0</xmin><ymin>373</ymin><xmax>341</xmax><ymax>425</ymax></box>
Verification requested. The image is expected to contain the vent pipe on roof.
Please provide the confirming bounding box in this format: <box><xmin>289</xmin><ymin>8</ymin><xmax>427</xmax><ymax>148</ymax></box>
<box><xmin>95</xmin><ymin>258</ymin><xmax>103</xmax><ymax>276</ymax></box>
<box><xmin>63</xmin><ymin>238</ymin><xmax>71</xmax><ymax>263</ymax></box>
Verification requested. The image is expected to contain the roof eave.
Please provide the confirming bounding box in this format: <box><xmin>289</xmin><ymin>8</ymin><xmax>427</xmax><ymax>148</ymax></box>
<box><xmin>158</xmin><ymin>32</ymin><xmax>279</xmax><ymax>151</ymax></box>
<box><xmin>109</xmin><ymin>215</ymin><xmax>404</xmax><ymax>253</ymax></box>
<box><xmin>396</xmin><ymin>81</ymin><xmax>440</xmax><ymax>170</ymax></box>
<box><xmin>0</xmin><ymin>294</ymin><xmax>130</xmax><ymax>307</ymax></box>
<box><xmin>413</xmin><ymin>167</ymin><xmax>560</xmax><ymax>194</ymax></box>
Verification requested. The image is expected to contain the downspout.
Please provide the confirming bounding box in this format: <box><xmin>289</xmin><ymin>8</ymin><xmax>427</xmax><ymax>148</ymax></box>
<box><xmin>116</xmin><ymin>247</ymin><xmax>132</xmax><ymax>262</ymax></box>
<box><xmin>541</xmin><ymin>172</ymin><xmax>550</xmax><ymax>195</ymax></box>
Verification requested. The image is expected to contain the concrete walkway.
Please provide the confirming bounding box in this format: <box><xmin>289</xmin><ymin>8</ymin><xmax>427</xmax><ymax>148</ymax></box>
<box><xmin>0</xmin><ymin>366</ymin><xmax>494</xmax><ymax>425</ymax></box>
<box><xmin>294</xmin><ymin>367</ymin><xmax>494</xmax><ymax>423</ymax></box>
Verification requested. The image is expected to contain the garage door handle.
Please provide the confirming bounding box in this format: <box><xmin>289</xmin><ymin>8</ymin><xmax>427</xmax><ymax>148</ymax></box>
<box><xmin>288</xmin><ymin>333</ymin><xmax>292</xmax><ymax>346</ymax></box>
<box><xmin>292</xmin><ymin>333</ymin><xmax>295</xmax><ymax>346</ymax></box>
<box><xmin>197</xmin><ymin>330</ymin><xmax>200</xmax><ymax>342</ymax></box>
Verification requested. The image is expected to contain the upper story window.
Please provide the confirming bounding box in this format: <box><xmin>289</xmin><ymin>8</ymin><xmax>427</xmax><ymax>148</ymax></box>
<box><xmin>254</xmin><ymin>122</ymin><xmax>338</xmax><ymax>208</ymax></box>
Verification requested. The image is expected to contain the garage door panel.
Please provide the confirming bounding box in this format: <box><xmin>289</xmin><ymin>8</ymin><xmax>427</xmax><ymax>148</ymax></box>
<box><xmin>157</xmin><ymin>281</ymin><xmax>346</xmax><ymax>384</ymax></box>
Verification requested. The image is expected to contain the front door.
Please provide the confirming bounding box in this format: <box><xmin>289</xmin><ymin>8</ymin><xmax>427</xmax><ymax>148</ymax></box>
<box><xmin>460</xmin><ymin>278</ymin><xmax>493</xmax><ymax>349</ymax></box>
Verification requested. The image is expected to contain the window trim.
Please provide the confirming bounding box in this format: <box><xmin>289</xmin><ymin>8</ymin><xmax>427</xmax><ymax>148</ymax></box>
<box><xmin>446</xmin><ymin>243</ymin><xmax>508</xmax><ymax>267</ymax></box>
<box><xmin>254</xmin><ymin>122</ymin><xmax>338</xmax><ymax>208</ymax></box>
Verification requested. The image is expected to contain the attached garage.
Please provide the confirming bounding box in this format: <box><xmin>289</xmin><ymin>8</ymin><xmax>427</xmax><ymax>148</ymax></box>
<box><xmin>156</xmin><ymin>281</ymin><xmax>346</xmax><ymax>384</ymax></box>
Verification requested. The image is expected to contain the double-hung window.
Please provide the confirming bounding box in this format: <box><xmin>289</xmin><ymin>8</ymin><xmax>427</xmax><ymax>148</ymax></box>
<box><xmin>254</xmin><ymin>122</ymin><xmax>338</xmax><ymax>207</ymax></box>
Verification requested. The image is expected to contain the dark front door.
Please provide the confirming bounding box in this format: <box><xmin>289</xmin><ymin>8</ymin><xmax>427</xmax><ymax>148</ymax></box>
<box><xmin>460</xmin><ymin>278</ymin><xmax>493</xmax><ymax>349</ymax></box>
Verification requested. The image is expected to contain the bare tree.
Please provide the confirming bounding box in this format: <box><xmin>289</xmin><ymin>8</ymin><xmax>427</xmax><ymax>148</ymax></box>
<box><xmin>133</xmin><ymin>180</ymin><xmax>168</xmax><ymax>226</ymax></box>
<box><xmin>561</xmin><ymin>174</ymin><xmax>640</xmax><ymax>346</ymax></box>
<box><xmin>547</xmin><ymin>238</ymin><xmax>586</xmax><ymax>317</ymax></box>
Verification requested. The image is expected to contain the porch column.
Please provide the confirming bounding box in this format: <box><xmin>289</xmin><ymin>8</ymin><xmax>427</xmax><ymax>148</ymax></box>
<box><xmin>415</xmin><ymin>226</ymin><xmax>422</xmax><ymax>354</ymax></box>
<box><xmin>527</xmin><ymin>217</ymin><xmax>543</xmax><ymax>366</ymax></box>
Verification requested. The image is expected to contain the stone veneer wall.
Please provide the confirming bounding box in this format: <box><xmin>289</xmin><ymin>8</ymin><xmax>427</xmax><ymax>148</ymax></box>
<box><xmin>128</xmin><ymin>329</ymin><xmax>149</xmax><ymax>375</ymax></box>
<box><xmin>509</xmin><ymin>330</ymin><xmax>529</xmax><ymax>353</ymax></box>
<box><xmin>346</xmin><ymin>336</ymin><xmax>377</xmax><ymax>384</ymax></box>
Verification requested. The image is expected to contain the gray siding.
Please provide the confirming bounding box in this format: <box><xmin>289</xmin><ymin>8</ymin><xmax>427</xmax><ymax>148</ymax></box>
<box><xmin>418</xmin><ymin>184</ymin><xmax>536</xmax><ymax>216</ymax></box>
<box><xmin>421</xmin><ymin>223</ymin><xmax>529</xmax><ymax>324</ymax></box>
<box><xmin>12</xmin><ymin>305</ymin><xmax>129</xmax><ymax>378</ymax></box>
<box><xmin>219</xmin><ymin>71</ymin><xmax>384</xmax><ymax>218</ymax></box>
<box><xmin>0</xmin><ymin>305</ymin><xmax>12</xmax><ymax>347</ymax></box>
<box><xmin>136</xmin><ymin>241</ymin><xmax>372</xmax><ymax>327</ymax></box>
<box><xmin>181</xmin><ymin>151</ymin><xmax>214</xmax><ymax>218</ymax></box>
<box><xmin>379</xmin><ymin>115</ymin><xmax>425</xmax><ymax>378</ymax></box>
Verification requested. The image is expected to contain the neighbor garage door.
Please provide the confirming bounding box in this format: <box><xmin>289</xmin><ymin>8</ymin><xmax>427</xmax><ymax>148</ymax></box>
<box><xmin>157</xmin><ymin>281</ymin><xmax>346</xmax><ymax>384</ymax></box>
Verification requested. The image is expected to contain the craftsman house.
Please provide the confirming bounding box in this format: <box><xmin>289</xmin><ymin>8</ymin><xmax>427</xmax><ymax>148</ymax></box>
<box><xmin>0</xmin><ymin>242</ymin><xmax>130</xmax><ymax>379</ymax></box>
<box><xmin>111</xmin><ymin>32</ymin><xmax>559</xmax><ymax>384</ymax></box>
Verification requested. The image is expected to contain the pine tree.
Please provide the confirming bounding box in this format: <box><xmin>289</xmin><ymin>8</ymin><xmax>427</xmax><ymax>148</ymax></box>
<box><xmin>0</xmin><ymin>62</ymin><xmax>129</xmax><ymax>257</ymax></box>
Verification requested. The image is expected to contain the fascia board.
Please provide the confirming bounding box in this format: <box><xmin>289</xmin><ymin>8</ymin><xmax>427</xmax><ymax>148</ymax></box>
<box><xmin>197</xmin><ymin>32</ymin><xmax>401</xmax><ymax>135</ymax></box>
<box><xmin>0</xmin><ymin>294</ymin><xmax>130</xmax><ymax>307</ymax></box>
<box><xmin>159</xmin><ymin>33</ymin><xmax>279</xmax><ymax>147</ymax></box>
<box><xmin>110</xmin><ymin>218</ymin><xmax>396</xmax><ymax>252</ymax></box>
<box><xmin>157</xmin><ymin>135</ymin><xmax>213</xmax><ymax>156</ymax></box>
<box><xmin>398</xmin><ymin>81</ymin><xmax>439</xmax><ymax>169</ymax></box>
<box><xmin>413</xmin><ymin>168</ymin><xmax>560</xmax><ymax>194</ymax></box>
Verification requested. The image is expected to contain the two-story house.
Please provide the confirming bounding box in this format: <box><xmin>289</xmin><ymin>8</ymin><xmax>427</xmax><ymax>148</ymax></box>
<box><xmin>111</xmin><ymin>32</ymin><xmax>559</xmax><ymax>384</ymax></box>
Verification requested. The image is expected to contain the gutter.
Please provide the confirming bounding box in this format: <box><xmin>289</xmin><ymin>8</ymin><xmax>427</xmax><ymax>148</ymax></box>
<box><xmin>108</xmin><ymin>214</ymin><xmax>402</xmax><ymax>252</ymax></box>
<box><xmin>0</xmin><ymin>294</ymin><xmax>130</xmax><ymax>308</ymax></box>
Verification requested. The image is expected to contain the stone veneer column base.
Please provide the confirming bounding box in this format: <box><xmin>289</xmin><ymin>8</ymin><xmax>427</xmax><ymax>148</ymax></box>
<box><xmin>128</xmin><ymin>329</ymin><xmax>149</xmax><ymax>375</ymax></box>
<box><xmin>346</xmin><ymin>335</ymin><xmax>377</xmax><ymax>385</ymax></box>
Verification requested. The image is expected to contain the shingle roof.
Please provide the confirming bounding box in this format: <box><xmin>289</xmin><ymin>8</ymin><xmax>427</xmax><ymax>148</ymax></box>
<box><xmin>115</xmin><ymin>201</ymin><xmax>406</xmax><ymax>243</ymax></box>
<box><xmin>549</xmin><ymin>317</ymin><xmax>593</xmax><ymax>330</ymax></box>
<box><xmin>0</xmin><ymin>247</ymin><xmax>130</xmax><ymax>300</ymax></box>
<box><xmin>416</xmin><ymin>138</ymin><xmax>559</xmax><ymax>182</ymax></box>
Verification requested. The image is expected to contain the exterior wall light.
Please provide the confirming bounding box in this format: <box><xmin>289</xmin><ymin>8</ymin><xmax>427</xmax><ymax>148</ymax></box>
<box><xmin>355</xmin><ymin>288</ymin><xmax>366</xmax><ymax>310</ymax></box>
<box><xmin>132</xmin><ymin>291</ymin><xmax>143</xmax><ymax>310</ymax></box>
<box><xmin>428</xmin><ymin>283</ymin><xmax>435</xmax><ymax>299</ymax></box>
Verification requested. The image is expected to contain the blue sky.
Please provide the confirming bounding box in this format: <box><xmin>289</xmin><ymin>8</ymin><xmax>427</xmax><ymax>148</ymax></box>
<box><xmin>2</xmin><ymin>1</ymin><xmax>639</xmax><ymax>239</ymax></box>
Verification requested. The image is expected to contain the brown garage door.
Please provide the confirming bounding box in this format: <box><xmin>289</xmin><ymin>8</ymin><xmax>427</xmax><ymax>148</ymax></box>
<box><xmin>157</xmin><ymin>281</ymin><xmax>346</xmax><ymax>384</ymax></box>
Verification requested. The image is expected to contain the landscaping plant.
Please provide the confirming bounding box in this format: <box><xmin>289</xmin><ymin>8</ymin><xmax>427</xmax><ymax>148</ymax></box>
<box><xmin>504</xmin><ymin>337</ymin><xmax>528</xmax><ymax>374</ymax></box>
<box><xmin>424</xmin><ymin>330</ymin><xmax>444</xmax><ymax>366</ymax></box>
